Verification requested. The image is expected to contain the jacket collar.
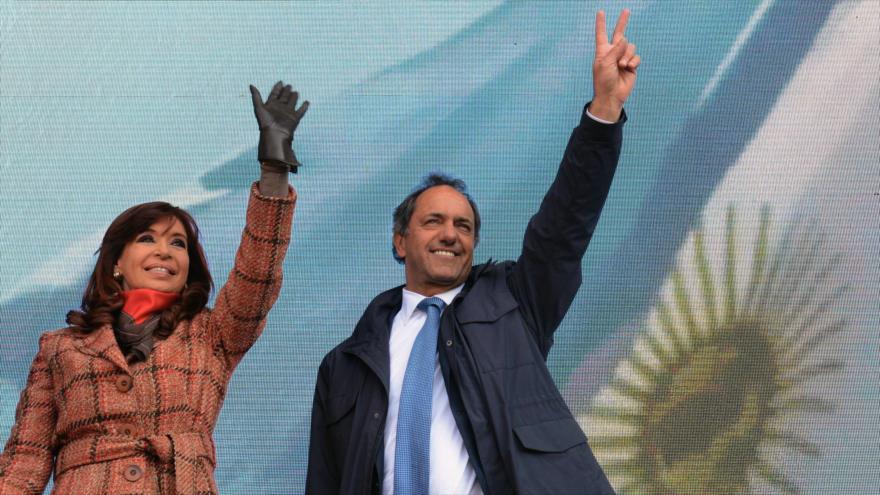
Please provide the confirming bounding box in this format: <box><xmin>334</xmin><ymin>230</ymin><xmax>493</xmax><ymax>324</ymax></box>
<box><xmin>339</xmin><ymin>286</ymin><xmax>403</xmax><ymax>391</ymax></box>
<box><xmin>71</xmin><ymin>324</ymin><xmax>130</xmax><ymax>373</ymax></box>
<box><xmin>339</xmin><ymin>260</ymin><xmax>516</xmax><ymax>378</ymax></box>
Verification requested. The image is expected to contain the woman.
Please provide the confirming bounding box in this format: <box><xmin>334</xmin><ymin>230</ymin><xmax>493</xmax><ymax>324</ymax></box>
<box><xmin>0</xmin><ymin>81</ymin><xmax>307</xmax><ymax>494</ymax></box>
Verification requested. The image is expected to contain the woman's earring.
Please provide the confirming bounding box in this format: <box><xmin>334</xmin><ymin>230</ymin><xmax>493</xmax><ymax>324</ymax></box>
<box><xmin>113</xmin><ymin>267</ymin><xmax>123</xmax><ymax>281</ymax></box>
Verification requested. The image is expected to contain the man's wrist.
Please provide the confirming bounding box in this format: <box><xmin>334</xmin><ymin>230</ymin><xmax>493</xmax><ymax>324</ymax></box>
<box><xmin>587</xmin><ymin>98</ymin><xmax>623</xmax><ymax>123</ymax></box>
<box><xmin>585</xmin><ymin>107</ymin><xmax>616</xmax><ymax>125</ymax></box>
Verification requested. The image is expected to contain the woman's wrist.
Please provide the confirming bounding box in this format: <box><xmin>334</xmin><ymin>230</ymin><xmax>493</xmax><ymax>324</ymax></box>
<box><xmin>258</xmin><ymin>161</ymin><xmax>290</xmax><ymax>197</ymax></box>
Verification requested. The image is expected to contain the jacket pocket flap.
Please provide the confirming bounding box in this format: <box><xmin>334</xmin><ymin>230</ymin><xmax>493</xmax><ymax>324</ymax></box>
<box><xmin>513</xmin><ymin>417</ymin><xmax>587</xmax><ymax>453</ymax></box>
<box><xmin>454</xmin><ymin>262</ymin><xmax>519</xmax><ymax>324</ymax></box>
<box><xmin>455</xmin><ymin>287</ymin><xmax>518</xmax><ymax>324</ymax></box>
<box><xmin>325</xmin><ymin>392</ymin><xmax>358</xmax><ymax>425</ymax></box>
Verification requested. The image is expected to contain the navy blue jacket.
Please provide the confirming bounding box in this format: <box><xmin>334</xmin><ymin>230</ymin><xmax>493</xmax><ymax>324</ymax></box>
<box><xmin>306</xmin><ymin>107</ymin><xmax>624</xmax><ymax>495</ymax></box>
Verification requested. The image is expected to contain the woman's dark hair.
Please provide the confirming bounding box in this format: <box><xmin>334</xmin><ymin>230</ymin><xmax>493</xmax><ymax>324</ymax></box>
<box><xmin>66</xmin><ymin>202</ymin><xmax>213</xmax><ymax>338</ymax></box>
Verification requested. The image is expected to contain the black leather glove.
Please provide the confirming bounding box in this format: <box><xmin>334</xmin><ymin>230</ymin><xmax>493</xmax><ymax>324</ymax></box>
<box><xmin>250</xmin><ymin>81</ymin><xmax>309</xmax><ymax>173</ymax></box>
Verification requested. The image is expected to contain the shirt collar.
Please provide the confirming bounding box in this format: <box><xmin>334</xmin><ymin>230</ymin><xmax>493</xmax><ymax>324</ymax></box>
<box><xmin>400</xmin><ymin>284</ymin><xmax>464</xmax><ymax>320</ymax></box>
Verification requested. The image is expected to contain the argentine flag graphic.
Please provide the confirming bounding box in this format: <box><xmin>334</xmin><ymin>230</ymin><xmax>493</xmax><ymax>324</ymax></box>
<box><xmin>1</xmin><ymin>1</ymin><xmax>876</xmax><ymax>493</ymax></box>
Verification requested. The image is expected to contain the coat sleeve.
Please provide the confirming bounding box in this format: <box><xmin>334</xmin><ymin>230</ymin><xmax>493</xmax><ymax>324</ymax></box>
<box><xmin>305</xmin><ymin>359</ymin><xmax>340</xmax><ymax>494</ymax></box>
<box><xmin>204</xmin><ymin>182</ymin><xmax>296</xmax><ymax>369</ymax></box>
<box><xmin>507</xmin><ymin>106</ymin><xmax>625</xmax><ymax>357</ymax></box>
<box><xmin>0</xmin><ymin>334</ymin><xmax>58</xmax><ymax>495</ymax></box>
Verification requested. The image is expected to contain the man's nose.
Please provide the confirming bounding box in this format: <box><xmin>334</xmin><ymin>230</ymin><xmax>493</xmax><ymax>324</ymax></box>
<box><xmin>438</xmin><ymin>222</ymin><xmax>458</xmax><ymax>242</ymax></box>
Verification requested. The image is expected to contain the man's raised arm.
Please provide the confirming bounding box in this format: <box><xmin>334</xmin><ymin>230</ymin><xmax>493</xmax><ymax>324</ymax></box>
<box><xmin>508</xmin><ymin>9</ymin><xmax>640</xmax><ymax>356</ymax></box>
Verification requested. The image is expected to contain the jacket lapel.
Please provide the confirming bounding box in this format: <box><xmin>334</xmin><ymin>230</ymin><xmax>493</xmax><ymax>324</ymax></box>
<box><xmin>341</xmin><ymin>286</ymin><xmax>402</xmax><ymax>393</ymax></box>
<box><xmin>71</xmin><ymin>324</ymin><xmax>130</xmax><ymax>372</ymax></box>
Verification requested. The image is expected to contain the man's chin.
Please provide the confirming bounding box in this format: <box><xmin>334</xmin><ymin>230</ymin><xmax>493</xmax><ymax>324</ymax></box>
<box><xmin>428</xmin><ymin>270</ymin><xmax>470</xmax><ymax>288</ymax></box>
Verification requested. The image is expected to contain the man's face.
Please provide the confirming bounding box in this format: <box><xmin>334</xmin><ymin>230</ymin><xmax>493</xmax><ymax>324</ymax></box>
<box><xmin>394</xmin><ymin>185</ymin><xmax>476</xmax><ymax>296</ymax></box>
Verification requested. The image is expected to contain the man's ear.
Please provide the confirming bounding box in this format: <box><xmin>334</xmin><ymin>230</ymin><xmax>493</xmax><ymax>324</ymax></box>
<box><xmin>393</xmin><ymin>233</ymin><xmax>406</xmax><ymax>260</ymax></box>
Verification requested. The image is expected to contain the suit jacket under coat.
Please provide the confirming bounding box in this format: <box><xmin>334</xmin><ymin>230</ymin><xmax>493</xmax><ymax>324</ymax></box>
<box><xmin>0</xmin><ymin>184</ymin><xmax>295</xmax><ymax>495</ymax></box>
<box><xmin>307</xmin><ymin>108</ymin><xmax>624</xmax><ymax>495</ymax></box>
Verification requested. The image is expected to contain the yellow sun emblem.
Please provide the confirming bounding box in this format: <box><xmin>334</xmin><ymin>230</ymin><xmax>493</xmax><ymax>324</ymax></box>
<box><xmin>580</xmin><ymin>205</ymin><xmax>847</xmax><ymax>494</ymax></box>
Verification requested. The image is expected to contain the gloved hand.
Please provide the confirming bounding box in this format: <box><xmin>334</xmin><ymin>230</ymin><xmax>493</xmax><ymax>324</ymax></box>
<box><xmin>250</xmin><ymin>81</ymin><xmax>309</xmax><ymax>172</ymax></box>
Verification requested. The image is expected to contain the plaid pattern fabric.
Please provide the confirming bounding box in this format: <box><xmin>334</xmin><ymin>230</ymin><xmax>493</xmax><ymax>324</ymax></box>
<box><xmin>0</xmin><ymin>184</ymin><xmax>295</xmax><ymax>495</ymax></box>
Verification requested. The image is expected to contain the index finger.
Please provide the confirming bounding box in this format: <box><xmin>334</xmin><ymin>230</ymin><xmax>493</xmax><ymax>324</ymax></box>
<box><xmin>295</xmin><ymin>100</ymin><xmax>310</xmax><ymax>120</ymax></box>
<box><xmin>611</xmin><ymin>9</ymin><xmax>631</xmax><ymax>44</ymax></box>
<box><xmin>249</xmin><ymin>85</ymin><xmax>264</xmax><ymax>109</ymax></box>
<box><xmin>595</xmin><ymin>10</ymin><xmax>608</xmax><ymax>47</ymax></box>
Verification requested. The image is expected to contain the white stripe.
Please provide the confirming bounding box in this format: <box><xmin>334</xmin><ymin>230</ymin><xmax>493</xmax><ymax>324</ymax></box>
<box><xmin>698</xmin><ymin>0</ymin><xmax>775</xmax><ymax>106</ymax></box>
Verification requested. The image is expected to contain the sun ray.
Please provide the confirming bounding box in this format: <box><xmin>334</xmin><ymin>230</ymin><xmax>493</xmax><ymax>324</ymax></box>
<box><xmin>724</xmin><ymin>205</ymin><xmax>737</xmax><ymax>324</ymax></box>
<box><xmin>769</xmin><ymin>396</ymin><xmax>834</xmax><ymax>415</ymax></box>
<box><xmin>632</xmin><ymin>336</ymin><xmax>663</xmax><ymax>372</ymax></box>
<box><xmin>620</xmin><ymin>358</ymin><xmax>657</xmax><ymax>391</ymax></box>
<box><xmin>588</xmin><ymin>407</ymin><xmax>646</xmax><ymax>423</ymax></box>
<box><xmin>656</xmin><ymin>300</ymin><xmax>688</xmax><ymax>355</ymax></box>
<box><xmin>773</xmin><ymin>232</ymin><xmax>825</xmax><ymax>321</ymax></box>
<box><xmin>609</xmin><ymin>379</ymin><xmax>653</xmax><ymax>404</ymax></box>
<box><xmin>694</xmin><ymin>227</ymin><xmax>720</xmax><ymax>330</ymax></box>
<box><xmin>781</xmin><ymin>270</ymin><xmax>849</xmax><ymax>340</ymax></box>
<box><xmin>780</xmin><ymin>319</ymin><xmax>845</xmax><ymax>366</ymax></box>
<box><xmin>744</xmin><ymin>206</ymin><xmax>771</xmax><ymax>310</ymax></box>
<box><xmin>752</xmin><ymin>212</ymin><xmax>807</xmax><ymax>315</ymax></box>
<box><xmin>754</xmin><ymin>462</ymin><xmax>799</xmax><ymax>495</ymax></box>
<box><xmin>779</xmin><ymin>360</ymin><xmax>844</xmax><ymax>382</ymax></box>
<box><xmin>763</xmin><ymin>428</ymin><xmax>820</xmax><ymax>457</ymax></box>
<box><xmin>778</xmin><ymin>284</ymin><xmax>847</xmax><ymax>343</ymax></box>
<box><xmin>641</xmin><ymin>330</ymin><xmax>673</xmax><ymax>369</ymax></box>
<box><xmin>671</xmin><ymin>269</ymin><xmax>702</xmax><ymax>344</ymax></box>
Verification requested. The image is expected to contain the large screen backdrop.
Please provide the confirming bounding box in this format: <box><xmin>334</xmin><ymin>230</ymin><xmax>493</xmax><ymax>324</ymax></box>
<box><xmin>1</xmin><ymin>1</ymin><xmax>876</xmax><ymax>493</ymax></box>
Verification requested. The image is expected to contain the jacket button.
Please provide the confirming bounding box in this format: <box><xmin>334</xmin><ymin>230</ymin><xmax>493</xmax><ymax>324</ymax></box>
<box><xmin>373</xmin><ymin>412</ymin><xmax>380</xmax><ymax>419</ymax></box>
<box><xmin>119</xmin><ymin>424</ymin><xmax>136</xmax><ymax>436</ymax></box>
<box><xmin>445</xmin><ymin>339</ymin><xmax>453</xmax><ymax>347</ymax></box>
<box><xmin>123</xmin><ymin>464</ymin><xmax>143</xmax><ymax>482</ymax></box>
<box><xmin>115</xmin><ymin>375</ymin><xmax>133</xmax><ymax>392</ymax></box>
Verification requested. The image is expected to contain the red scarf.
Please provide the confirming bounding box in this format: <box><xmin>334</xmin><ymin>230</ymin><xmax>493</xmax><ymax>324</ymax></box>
<box><xmin>120</xmin><ymin>288</ymin><xmax>180</xmax><ymax>324</ymax></box>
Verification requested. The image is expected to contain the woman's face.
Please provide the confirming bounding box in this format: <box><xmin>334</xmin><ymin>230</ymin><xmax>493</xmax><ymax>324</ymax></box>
<box><xmin>115</xmin><ymin>217</ymin><xmax>190</xmax><ymax>293</ymax></box>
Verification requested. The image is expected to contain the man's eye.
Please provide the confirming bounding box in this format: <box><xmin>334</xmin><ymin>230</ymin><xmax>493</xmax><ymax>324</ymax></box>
<box><xmin>458</xmin><ymin>224</ymin><xmax>472</xmax><ymax>233</ymax></box>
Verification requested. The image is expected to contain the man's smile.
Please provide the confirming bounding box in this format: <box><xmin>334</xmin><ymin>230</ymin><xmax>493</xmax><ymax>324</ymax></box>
<box><xmin>430</xmin><ymin>249</ymin><xmax>458</xmax><ymax>257</ymax></box>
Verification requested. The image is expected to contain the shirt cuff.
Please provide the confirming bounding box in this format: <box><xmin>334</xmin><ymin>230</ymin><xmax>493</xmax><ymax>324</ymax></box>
<box><xmin>585</xmin><ymin>107</ymin><xmax>616</xmax><ymax>125</ymax></box>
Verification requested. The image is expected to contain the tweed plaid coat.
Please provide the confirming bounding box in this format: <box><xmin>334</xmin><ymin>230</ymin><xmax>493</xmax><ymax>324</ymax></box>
<box><xmin>0</xmin><ymin>184</ymin><xmax>295</xmax><ymax>495</ymax></box>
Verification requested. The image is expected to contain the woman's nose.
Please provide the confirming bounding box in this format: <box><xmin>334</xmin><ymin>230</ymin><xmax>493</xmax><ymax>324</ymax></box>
<box><xmin>154</xmin><ymin>242</ymin><xmax>171</xmax><ymax>258</ymax></box>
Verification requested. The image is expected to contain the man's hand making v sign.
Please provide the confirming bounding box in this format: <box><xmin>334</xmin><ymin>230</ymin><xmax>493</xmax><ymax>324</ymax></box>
<box><xmin>590</xmin><ymin>9</ymin><xmax>640</xmax><ymax>122</ymax></box>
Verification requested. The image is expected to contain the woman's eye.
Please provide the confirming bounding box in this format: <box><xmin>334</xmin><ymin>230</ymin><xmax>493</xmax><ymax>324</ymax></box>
<box><xmin>171</xmin><ymin>239</ymin><xmax>187</xmax><ymax>248</ymax></box>
<box><xmin>136</xmin><ymin>234</ymin><xmax>154</xmax><ymax>243</ymax></box>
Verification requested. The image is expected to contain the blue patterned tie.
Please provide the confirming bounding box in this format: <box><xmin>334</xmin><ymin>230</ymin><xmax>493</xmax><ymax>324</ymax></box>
<box><xmin>394</xmin><ymin>297</ymin><xmax>446</xmax><ymax>495</ymax></box>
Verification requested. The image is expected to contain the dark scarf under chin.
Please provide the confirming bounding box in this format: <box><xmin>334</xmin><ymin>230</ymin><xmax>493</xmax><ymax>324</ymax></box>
<box><xmin>115</xmin><ymin>289</ymin><xmax>180</xmax><ymax>363</ymax></box>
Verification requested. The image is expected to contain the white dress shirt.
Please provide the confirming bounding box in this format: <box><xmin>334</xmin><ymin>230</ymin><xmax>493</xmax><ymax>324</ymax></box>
<box><xmin>382</xmin><ymin>285</ymin><xmax>483</xmax><ymax>495</ymax></box>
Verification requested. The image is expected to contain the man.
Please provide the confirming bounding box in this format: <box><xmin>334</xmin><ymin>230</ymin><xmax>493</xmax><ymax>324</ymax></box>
<box><xmin>307</xmin><ymin>9</ymin><xmax>639</xmax><ymax>494</ymax></box>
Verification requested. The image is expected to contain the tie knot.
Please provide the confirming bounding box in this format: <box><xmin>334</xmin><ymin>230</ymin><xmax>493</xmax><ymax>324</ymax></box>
<box><xmin>417</xmin><ymin>296</ymin><xmax>446</xmax><ymax>314</ymax></box>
